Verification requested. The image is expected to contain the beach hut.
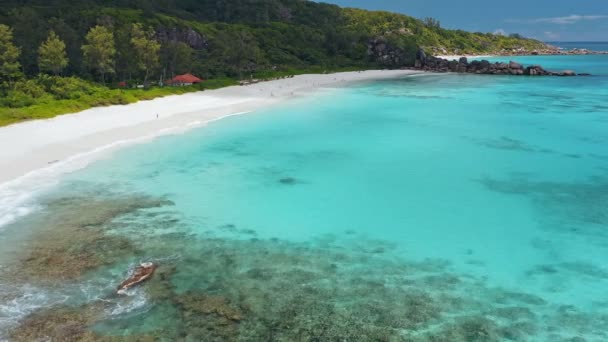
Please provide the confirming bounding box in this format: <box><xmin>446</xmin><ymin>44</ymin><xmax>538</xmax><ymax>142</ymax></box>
<box><xmin>167</xmin><ymin>74</ymin><xmax>204</xmax><ymax>86</ymax></box>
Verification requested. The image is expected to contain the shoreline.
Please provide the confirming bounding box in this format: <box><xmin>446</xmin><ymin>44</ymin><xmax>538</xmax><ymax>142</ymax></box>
<box><xmin>0</xmin><ymin>70</ymin><xmax>423</xmax><ymax>185</ymax></box>
<box><xmin>0</xmin><ymin>69</ymin><xmax>423</xmax><ymax>226</ymax></box>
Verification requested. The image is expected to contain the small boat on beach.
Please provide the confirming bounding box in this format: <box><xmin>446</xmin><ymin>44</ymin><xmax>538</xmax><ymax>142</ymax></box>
<box><xmin>117</xmin><ymin>262</ymin><xmax>157</xmax><ymax>295</ymax></box>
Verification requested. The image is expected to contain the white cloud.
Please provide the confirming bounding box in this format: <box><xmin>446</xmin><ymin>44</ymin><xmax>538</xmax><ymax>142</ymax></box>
<box><xmin>493</xmin><ymin>28</ymin><xmax>507</xmax><ymax>36</ymax></box>
<box><xmin>508</xmin><ymin>14</ymin><xmax>608</xmax><ymax>25</ymax></box>
<box><xmin>535</xmin><ymin>14</ymin><xmax>608</xmax><ymax>24</ymax></box>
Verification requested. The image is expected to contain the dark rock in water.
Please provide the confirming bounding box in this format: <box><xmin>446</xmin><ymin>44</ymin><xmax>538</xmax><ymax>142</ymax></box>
<box><xmin>117</xmin><ymin>262</ymin><xmax>157</xmax><ymax>294</ymax></box>
<box><xmin>509</xmin><ymin>61</ymin><xmax>523</xmax><ymax>70</ymax></box>
<box><xmin>578</xmin><ymin>73</ymin><xmax>591</xmax><ymax>76</ymax></box>
<box><xmin>413</xmin><ymin>51</ymin><xmax>586</xmax><ymax>77</ymax></box>
<box><xmin>279</xmin><ymin>177</ymin><xmax>297</xmax><ymax>185</ymax></box>
<box><xmin>448</xmin><ymin>60</ymin><xmax>459</xmax><ymax>72</ymax></box>
<box><xmin>524</xmin><ymin>65</ymin><xmax>549</xmax><ymax>76</ymax></box>
<box><xmin>497</xmin><ymin>62</ymin><xmax>508</xmax><ymax>70</ymax></box>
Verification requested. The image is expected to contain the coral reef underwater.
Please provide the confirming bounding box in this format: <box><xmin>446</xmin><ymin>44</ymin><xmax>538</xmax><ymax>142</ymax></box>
<box><xmin>1</xmin><ymin>189</ymin><xmax>607</xmax><ymax>341</ymax></box>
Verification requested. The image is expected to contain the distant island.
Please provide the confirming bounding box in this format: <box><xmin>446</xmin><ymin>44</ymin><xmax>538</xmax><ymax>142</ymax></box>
<box><xmin>0</xmin><ymin>0</ymin><xmax>587</xmax><ymax>126</ymax></box>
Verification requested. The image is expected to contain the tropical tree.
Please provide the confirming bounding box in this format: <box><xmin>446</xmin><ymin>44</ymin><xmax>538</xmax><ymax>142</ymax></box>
<box><xmin>0</xmin><ymin>24</ymin><xmax>22</xmax><ymax>88</ymax></box>
<box><xmin>131</xmin><ymin>23</ymin><xmax>160</xmax><ymax>86</ymax></box>
<box><xmin>423</xmin><ymin>17</ymin><xmax>441</xmax><ymax>29</ymax></box>
<box><xmin>82</xmin><ymin>25</ymin><xmax>116</xmax><ymax>84</ymax></box>
<box><xmin>38</xmin><ymin>31</ymin><xmax>69</xmax><ymax>75</ymax></box>
<box><xmin>212</xmin><ymin>29</ymin><xmax>263</xmax><ymax>77</ymax></box>
<box><xmin>160</xmin><ymin>41</ymin><xmax>194</xmax><ymax>79</ymax></box>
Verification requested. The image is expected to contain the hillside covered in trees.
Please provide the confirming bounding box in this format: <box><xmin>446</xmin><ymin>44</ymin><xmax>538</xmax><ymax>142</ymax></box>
<box><xmin>0</xmin><ymin>0</ymin><xmax>548</xmax><ymax>125</ymax></box>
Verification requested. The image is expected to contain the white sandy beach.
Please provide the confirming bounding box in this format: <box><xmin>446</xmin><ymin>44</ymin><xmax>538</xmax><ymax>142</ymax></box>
<box><xmin>0</xmin><ymin>70</ymin><xmax>423</xmax><ymax>186</ymax></box>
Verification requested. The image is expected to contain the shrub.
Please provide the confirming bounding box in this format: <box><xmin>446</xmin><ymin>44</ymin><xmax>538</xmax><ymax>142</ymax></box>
<box><xmin>13</xmin><ymin>79</ymin><xmax>47</xmax><ymax>99</ymax></box>
<box><xmin>49</xmin><ymin>77</ymin><xmax>98</xmax><ymax>100</ymax></box>
<box><xmin>1</xmin><ymin>90</ymin><xmax>38</xmax><ymax>108</ymax></box>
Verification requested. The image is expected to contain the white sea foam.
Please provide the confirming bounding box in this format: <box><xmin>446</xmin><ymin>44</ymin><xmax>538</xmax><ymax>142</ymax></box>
<box><xmin>107</xmin><ymin>289</ymin><xmax>149</xmax><ymax>317</ymax></box>
<box><xmin>0</xmin><ymin>284</ymin><xmax>69</xmax><ymax>339</ymax></box>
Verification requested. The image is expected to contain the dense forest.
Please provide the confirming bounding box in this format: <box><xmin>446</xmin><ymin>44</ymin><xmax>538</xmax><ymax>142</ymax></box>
<box><xmin>0</xmin><ymin>0</ymin><xmax>548</xmax><ymax>125</ymax></box>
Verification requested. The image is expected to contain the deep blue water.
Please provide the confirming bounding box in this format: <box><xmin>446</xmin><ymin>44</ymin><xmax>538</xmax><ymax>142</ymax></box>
<box><xmin>1</xmin><ymin>56</ymin><xmax>608</xmax><ymax>340</ymax></box>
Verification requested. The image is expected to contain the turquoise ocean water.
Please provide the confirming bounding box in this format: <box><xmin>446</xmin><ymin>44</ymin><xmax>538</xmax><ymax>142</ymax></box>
<box><xmin>1</xmin><ymin>55</ymin><xmax>607</xmax><ymax>341</ymax></box>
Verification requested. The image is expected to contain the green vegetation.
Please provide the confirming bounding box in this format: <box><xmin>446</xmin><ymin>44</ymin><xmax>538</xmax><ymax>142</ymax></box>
<box><xmin>0</xmin><ymin>24</ymin><xmax>21</xmax><ymax>88</ymax></box>
<box><xmin>341</xmin><ymin>8</ymin><xmax>546</xmax><ymax>55</ymax></box>
<box><xmin>0</xmin><ymin>76</ymin><xmax>237</xmax><ymax>126</ymax></box>
<box><xmin>0</xmin><ymin>0</ymin><xmax>549</xmax><ymax>126</ymax></box>
<box><xmin>131</xmin><ymin>23</ymin><xmax>161</xmax><ymax>86</ymax></box>
<box><xmin>82</xmin><ymin>25</ymin><xmax>116</xmax><ymax>84</ymax></box>
<box><xmin>38</xmin><ymin>31</ymin><xmax>68</xmax><ymax>75</ymax></box>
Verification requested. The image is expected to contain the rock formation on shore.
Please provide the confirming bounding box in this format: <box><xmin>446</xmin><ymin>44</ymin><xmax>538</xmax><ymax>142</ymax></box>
<box><xmin>427</xmin><ymin>45</ymin><xmax>608</xmax><ymax>57</ymax></box>
<box><xmin>414</xmin><ymin>50</ymin><xmax>587</xmax><ymax>76</ymax></box>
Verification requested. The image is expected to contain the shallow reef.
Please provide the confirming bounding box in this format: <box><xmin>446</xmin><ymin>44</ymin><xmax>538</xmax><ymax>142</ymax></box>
<box><xmin>479</xmin><ymin>174</ymin><xmax>608</xmax><ymax>236</ymax></box>
<box><xmin>10</xmin><ymin>304</ymin><xmax>103</xmax><ymax>341</ymax></box>
<box><xmin>3</xmin><ymin>190</ymin><xmax>608</xmax><ymax>341</ymax></box>
<box><xmin>1</xmin><ymin>194</ymin><xmax>174</xmax><ymax>283</ymax></box>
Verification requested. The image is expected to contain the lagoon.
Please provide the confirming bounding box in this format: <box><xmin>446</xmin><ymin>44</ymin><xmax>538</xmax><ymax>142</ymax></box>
<box><xmin>1</xmin><ymin>56</ymin><xmax>607</xmax><ymax>340</ymax></box>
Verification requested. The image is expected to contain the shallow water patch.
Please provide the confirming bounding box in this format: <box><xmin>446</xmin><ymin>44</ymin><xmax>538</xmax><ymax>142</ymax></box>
<box><xmin>6</xmin><ymin>229</ymin><xmax>607</xmax><ymax>341</ymax></box>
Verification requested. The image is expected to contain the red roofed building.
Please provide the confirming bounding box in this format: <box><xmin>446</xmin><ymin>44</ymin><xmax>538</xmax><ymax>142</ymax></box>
<box><xmin>167</xmin><ymin>74</ymin><xmax>204</xmax><ymax>86</ymax></box>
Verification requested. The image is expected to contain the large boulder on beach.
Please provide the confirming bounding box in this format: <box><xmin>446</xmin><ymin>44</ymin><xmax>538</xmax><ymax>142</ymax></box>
<box><xmin>459</xmin><ymin>57</ymin><xmax>468</xmax><ymax>64</ymax></box>
<box><xmin>416</xmin><ymin>48</ymin><xmax>427</xmax><ymax>65</ymax></box>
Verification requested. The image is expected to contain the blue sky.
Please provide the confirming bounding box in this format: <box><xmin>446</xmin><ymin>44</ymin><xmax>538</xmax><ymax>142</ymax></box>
<box><xmin>320</xmin><ymin>0</ymin><xmax>608</xmax><ymax>41</ymax></box>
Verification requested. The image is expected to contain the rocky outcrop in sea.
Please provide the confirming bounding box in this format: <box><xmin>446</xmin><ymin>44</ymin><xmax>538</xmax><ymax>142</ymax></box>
<box><xmin>428</xmin><ymin>46</ymin><xmax>608</xmax><ymax>57</ymax></box>
<box><xmin>414</xmin><ymin>50</ymin><xmax>589</xmax><ymax>76</ymax></box>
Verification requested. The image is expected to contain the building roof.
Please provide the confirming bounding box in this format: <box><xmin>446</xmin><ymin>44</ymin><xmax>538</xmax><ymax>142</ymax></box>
<box><xmin>169</xmin><ymin>73</ymin><xmax>203</xmax><ymax>84</ymax></box>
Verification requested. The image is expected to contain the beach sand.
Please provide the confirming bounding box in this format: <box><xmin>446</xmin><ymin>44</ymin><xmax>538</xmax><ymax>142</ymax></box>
<box><xmin>0</xmin><ymin>70</ymin><xmax>423</xmax><ymax>186</ymax></box>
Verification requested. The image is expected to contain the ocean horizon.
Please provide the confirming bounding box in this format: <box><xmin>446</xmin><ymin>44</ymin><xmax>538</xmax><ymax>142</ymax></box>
<box><xmin>546</xmin><ymin>41</ymin><xmax>608</xmax><ymax>51</ymax></box>
<box><xmin>1</xmin><ymin>54</ymin><xmax>607</xmax><ymax>340</ymax></box>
